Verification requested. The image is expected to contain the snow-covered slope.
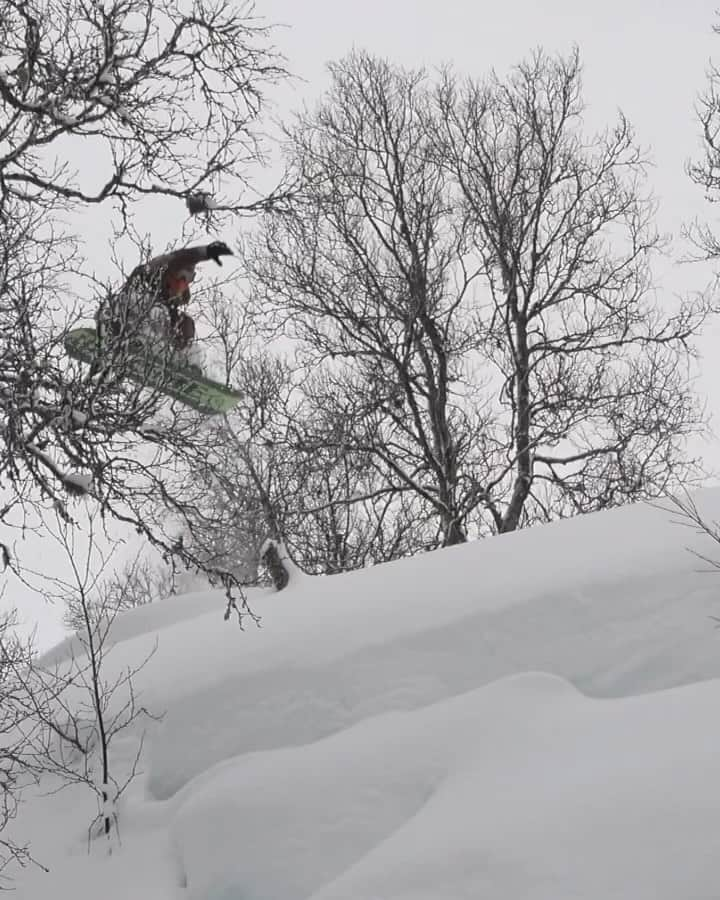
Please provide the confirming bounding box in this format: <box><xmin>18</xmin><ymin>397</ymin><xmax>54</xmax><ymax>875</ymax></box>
<box><xmin>14</xmin><ymin>491</ymin><xmax>720</xmax><ymax>899</ymax></box>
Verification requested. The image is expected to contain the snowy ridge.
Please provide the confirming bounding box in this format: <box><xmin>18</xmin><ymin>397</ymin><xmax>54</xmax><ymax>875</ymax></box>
<box><xmin>15</xmin><ymin>491</ymin><xmax>720</xmax><ymax>899</ymax></box>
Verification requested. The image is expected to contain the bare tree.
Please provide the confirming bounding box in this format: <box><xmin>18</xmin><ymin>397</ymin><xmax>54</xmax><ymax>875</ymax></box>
<box><xmin>1</xmin><ymin>0</ymin><xmax>284</xmax><ymax>212</ymax></box>
<box><xmin>250</xmin><ymin>52</ymin><xmax>490</xmax><ymax>546</ymax></box>
<box><xmin>0</xmin><ymin>611</ymin><xmax>48</xmax><ymax>884</ymax></box>
<box><xmin>688</xmin><ymin>16</ymin><xmax>720</xmax><ymax>261</ymax></box>
<box><xmin>0</xmin><ymin>0</ymin><xmax>287</xmax><ymax>611</ymax></box>
<box><xmin>250</xmin><ymin>50</ymin><xmax>710</xmax><ymax>545</ymax></box>
<box><xmin>63</xmin><ymin>549</ymin><xmax>176</xmax><ymax>632</ymax></box>
<box><xmin>286</xmin><ymin>390</ymin><xmax>437</xmax><ymax>570</ymax></box>
<box><xmin>11</xmin><ymin>513</ymin><xmax>157</xmax><ymax>848</ymax></box>
<box><xmin>188</xmin><ymin>294</ymin><xmax>432</xmax><ymax>576</ymax></box>
<box><xmin>435</xmin><ymin>48</ymin><xmax>710</xmax><ymax>529</ymax></box>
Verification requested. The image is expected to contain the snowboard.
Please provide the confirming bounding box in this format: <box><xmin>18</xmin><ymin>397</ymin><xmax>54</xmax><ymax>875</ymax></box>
<box><xmin>64</xmin><ymin>327</ymin><xmax>243</xmax><ymax>415</ymax></box>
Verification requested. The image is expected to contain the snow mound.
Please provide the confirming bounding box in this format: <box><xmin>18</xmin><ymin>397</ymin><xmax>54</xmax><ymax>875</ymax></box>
<box><xmin>172</xmin><ymin>673</ymin><xmax>720</xmax><ymax>900</ymax></box>
<box><xmin>14</xmin><ymin>491</ymin><xmax>720</xmax><ymax>899</ymax></box>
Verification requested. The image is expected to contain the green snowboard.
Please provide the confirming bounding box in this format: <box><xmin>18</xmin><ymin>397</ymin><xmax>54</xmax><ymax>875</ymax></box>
<box><xmin>64</xmin><ymin>327</ymin><xmax>243</xmax><ymax>415</ymax></box>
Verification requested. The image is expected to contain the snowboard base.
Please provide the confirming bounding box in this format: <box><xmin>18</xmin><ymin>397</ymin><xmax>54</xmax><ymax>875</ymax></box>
<box><xmin>64</xmin><ymin>327</ymin><xmax>243</xmax><ymax>415</ymax></box>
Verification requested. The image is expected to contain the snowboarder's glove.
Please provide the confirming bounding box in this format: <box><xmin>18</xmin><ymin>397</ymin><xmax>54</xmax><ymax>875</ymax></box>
<box><xmin>206</xmin><ymin>241</ymin><xmax>233</xmax><ymax>266</ymax></box>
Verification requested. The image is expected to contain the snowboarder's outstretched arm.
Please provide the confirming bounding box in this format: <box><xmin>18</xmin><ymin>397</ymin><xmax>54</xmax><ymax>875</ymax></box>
<box><xmin>143</xmin><ymin>241</ymin><xmax>234</xmax><ymax>277</ymax></box>
<box><xmin>122</xmin><ymin>240</ymin><xmax>233</xmax><ymax>294</ymax></box>
<box><xmin>121</xmin><ymin>239</ymin><xmax>233</xmax><ymax>305</ymax></box>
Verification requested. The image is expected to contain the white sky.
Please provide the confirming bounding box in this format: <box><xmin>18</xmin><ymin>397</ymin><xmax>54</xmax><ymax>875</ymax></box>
<box><xmin>6</xmin><ymin>0</ymin><xmax>720</xmax><ymax>648</ymax></box>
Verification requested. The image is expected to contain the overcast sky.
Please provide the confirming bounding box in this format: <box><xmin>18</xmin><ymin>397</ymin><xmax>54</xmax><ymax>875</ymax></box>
<box><xmin>9</xmin><ymin>0</ymin><xmax>720</xmax><ymax>648</ymax></box>
<box><xmin>260</xmin><ymin>0</ymin><xmax>720</xmax><ymax>450</ymax></box>
<box><xmin>263</xmin><ymin>0</ymin><xmax>715</xmax><ymax>225</ymax></box>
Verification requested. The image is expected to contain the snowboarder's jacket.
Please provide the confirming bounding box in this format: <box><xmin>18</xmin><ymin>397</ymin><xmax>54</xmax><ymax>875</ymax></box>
<box><xmin>127</xmin><ymin>240</ymin><xmax>233</xmax><ymax>308</ymax></box>
<box><xmin>101</xmin><ymin>240</ymin><xmax>233</xmax><ymax>350</ymax></box>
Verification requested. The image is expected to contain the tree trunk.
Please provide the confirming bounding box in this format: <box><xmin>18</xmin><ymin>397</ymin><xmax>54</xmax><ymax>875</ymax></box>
<box><xmin>261</xmin><ymin>541</ymin><xmax>290</xmax><ymax>591</ymax></box>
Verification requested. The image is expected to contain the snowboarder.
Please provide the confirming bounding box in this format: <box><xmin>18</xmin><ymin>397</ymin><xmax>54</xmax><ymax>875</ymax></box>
<box><xmin>67</xmin><ymin>240</ymin><xmax>242</xmax><ymax>413</ymax></box>
<box><xmin>98</xmin><ymin>240</ymin><xmax>234</xmax><ymax>352</ymax></box>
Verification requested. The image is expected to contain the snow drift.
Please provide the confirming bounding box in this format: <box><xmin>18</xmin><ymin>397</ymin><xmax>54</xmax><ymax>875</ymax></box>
<box><xmin>14</xmin><ymin>490</ymin><xmax>720</xmax><ymax>899</ymax></box>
